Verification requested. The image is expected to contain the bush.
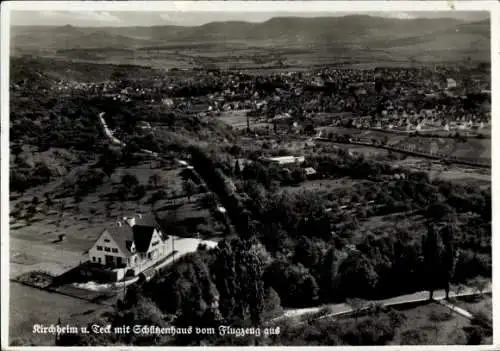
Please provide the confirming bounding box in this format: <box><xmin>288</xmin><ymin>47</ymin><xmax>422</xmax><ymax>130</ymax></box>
<box><xmin>342</xmin><ymin>316</ymin><xmax>396</xmax><ymax>345</ymax></box>
<box><xmin>400</xmin><ymin>329</ymin><xmax>430</xmax><ymax>345</ymax></box>
<box><xmin>428</xmin><ymin>308</ymin><xmax>453</xmax><ymax>322</ymax></box>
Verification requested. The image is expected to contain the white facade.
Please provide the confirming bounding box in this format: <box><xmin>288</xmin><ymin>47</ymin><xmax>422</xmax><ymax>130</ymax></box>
<box><xmin>127</xmin><ymin>229</ymin><xmax>170</xmax><ymax>274</ymax></box>
<box><xmin>267</xmin><ymin>155</ymin><xmax>305</xmax><ymax>165</ymax></box>
<box><xmin>88</xmin><ymin>229</ymin><xmax>127</xmax><ymax>267</ymax></box>
<box><xmin>88</xmin><ymin>218</ymin><xmax>171</xmax><ymax>279</ymax></box>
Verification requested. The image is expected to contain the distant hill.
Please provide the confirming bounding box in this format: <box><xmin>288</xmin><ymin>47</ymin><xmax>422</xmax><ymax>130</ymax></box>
<box><xmin>10</xmin><ymin>15</ymin><xmax>490</xmax><ymax>63</ymax></box>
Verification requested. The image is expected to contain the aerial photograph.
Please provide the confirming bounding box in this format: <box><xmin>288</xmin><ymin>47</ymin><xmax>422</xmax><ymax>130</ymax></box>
<box><xmin>5</xmin><ymin>3</ymin><xmax>493</xmax><ymax>347</ymax></box>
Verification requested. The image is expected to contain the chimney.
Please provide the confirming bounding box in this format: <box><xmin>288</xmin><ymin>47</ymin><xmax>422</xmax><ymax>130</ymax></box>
<box><xmin>125</xmin><ymin>216</ymin><xmax>136</xmax><ymax>227</ymax></box>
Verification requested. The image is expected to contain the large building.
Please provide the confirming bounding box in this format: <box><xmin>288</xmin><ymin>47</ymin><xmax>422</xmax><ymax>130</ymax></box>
<box><xmin>87</xmin><ymin>214</ymin><xmax>171</xmax><ymax>281</ymax></box>
<box><xmin>264</xmin><ymin>155</ymin><xmax>305</xmax><ymax>165</ymax></box>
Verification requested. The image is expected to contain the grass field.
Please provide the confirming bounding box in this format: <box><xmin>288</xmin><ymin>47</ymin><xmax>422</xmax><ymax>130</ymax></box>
<box><xmin>279</xmin><ymin>178</ymin><xmax>367</xmax><ymax>194</ymax></box>
<box><xmin>9</xmin><ymin>160</ymin><xmax>225</xmax><ymax>279</ymax></box>
<box><xmin>9</xmin><ymin>282</ymin><xmax>110</xmax><ymax>346</ymax></box>
<box><xmin>217</xmin><ymin>110</ymin><xmax>250</xmax><ymax>127</ymax></box>
<box><xmin>389</xmin><ymin>302</ymin><xmax>472</xmax><ymax>345</ymax></box>
<box><xmin>451</xmin><ymin>295</ymin><xmax>492</xmax><ymax>321</ymax></box>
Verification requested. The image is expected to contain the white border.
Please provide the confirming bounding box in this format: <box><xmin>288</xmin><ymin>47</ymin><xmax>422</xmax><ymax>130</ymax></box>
<box><xmin>1</xmin><ymin>0</ymin><xmax>499</xmax><ymax>13</ymax></box>
<box><xmin>1</xmin><ymin>1</ymin><xmax>498</xmax><ymax>350</ymax></box>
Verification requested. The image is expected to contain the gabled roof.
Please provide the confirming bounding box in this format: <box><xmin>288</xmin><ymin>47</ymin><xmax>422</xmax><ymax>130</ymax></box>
<box><xmin>133</xmin><ymin>225</ymin><xmax>155</xmax><ymax>253</ymax></box>
<box><xmin>93</xmin><ymin>213</ymin><xmax>164</xmax><ymax>256</ymax></box>
<box><xmin>105</xmin><ymin>226</ymin><xmax>134</xmax><ymax>257</ymax></box>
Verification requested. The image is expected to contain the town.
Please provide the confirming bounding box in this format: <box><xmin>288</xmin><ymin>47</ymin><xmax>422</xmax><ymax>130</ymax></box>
<box><xmin>7</xmin><ymin>10</ymin><xmax>492</xmax><ymax>348</ymax></box>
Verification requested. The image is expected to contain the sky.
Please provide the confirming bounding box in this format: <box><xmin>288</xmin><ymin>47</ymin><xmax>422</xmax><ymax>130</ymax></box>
<box><xmin>10</xmin><ymin>10</ymin><xmax>489</xmax><ymax>27</ymax></box>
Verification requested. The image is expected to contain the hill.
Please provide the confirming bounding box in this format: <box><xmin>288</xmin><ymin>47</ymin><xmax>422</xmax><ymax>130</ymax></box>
<box><xmin>11</xmin><ymin>15</ymin><xmax>490</xmax><ymax>63</ymax></box>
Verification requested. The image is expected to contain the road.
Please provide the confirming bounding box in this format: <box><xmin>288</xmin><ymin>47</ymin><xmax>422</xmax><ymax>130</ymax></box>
<box><xmin>98</xmin><ymin>112</ymin><xmax>236</xmax><ymax>236</ymax></box>
<box><xmin>97</xmin><ymin>113</ymin><xmax>491</xmax><ymax>325</ymax></box>
<box><xmin>272</xmin><ymin>283</ymin><xmax>492</xmax><ymax>324</ymax></box>
<box><xmin>314</xmin><ymin>136</ymin><xmax>490</xmax><ymax>169</ymax></box>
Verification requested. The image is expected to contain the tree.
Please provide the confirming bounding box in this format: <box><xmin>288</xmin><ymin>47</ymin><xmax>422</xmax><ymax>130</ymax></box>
<box><xmin>422</xmin><ymin>224</ymin><xmax>444</xmax><ymax>300</ymax></box>
<box><xmin>440</xmin><ymin>223</ymin><xmax>456</xmax><ymax>300</ymax></box>
<box><xmin>471</xmin><ymin>277</ymin><xmax>489</xmax><ymax>296</ymax></box>
<box><xmin>320</xmin><ymin>248</ymin><xmax>342</xmax><ymax>301</ymax></box>
<box><xmin>426</xmin><ymin>202</ymin><xmax>455</xmax><ymax>222</ymax></box>
<box><xmin>200</xmin><ymin>192</ymin><xmax>217</xmax><ymax>210</ymax></box>
<box><xmin>463</xmin><ymin>325</ymin><xmax>485</xmax><ymax>345</ymax></box>
<box><xmin>150</xmin><ymin>190</ymin><xmax>166</xmax><ymax>211</ymax></box>
<box><xmin>234</xmin><ymin>160</ymin><xmax>242</xmax><ymax>178</ymax></box>
<box><xmin>293</xmin><ymin>237</ymin><xmax>320</xmax><ymax>268</ymax></box>
<box><xmin>148</xmin><ymin>173</ymin><xmax>164</xmax><ymax>190</ymax></box>
<box><xmin>32</xmin><ymin>196</ymin><xmax>40</xmax><ymax>206</ymax></box>
<box><xmin>56</xmin><ymin>200</ymin><xmax>66</xmax><ymax>227</ymax></box>
<box><xmin>183</xmin><ymin>179</ymin><xmax>197</xmax><ymax>202</ymax></box>
<box><xmin>211</xmin><ymin>238</ymin><xmax>266</xmax><ymax>325</ymax></box>
<box><xmin>346</xmin><ymin>298</ymin><xmax>367</xmax><ymax>326</ymax></box>
<box><xmin>98</xmin><ymin>145</ymin><xmax>121</xmax><ymax>177</ymax></box>
<box><xmin>121</xmin><ymin>173</ymin><xmax>139</xmax><ymax>189</ymax></box>
<box><xmin>25</xmin><ymin>204</ymin><xmax>37</xmax><ymax>223</ymax></box>
<box><xmin>44</xmin><ymin>192</ymin><xmax>54</xmax><ymax>209</ymax></box>
<box><xmin>337</xmin><ymin>251</ymin><xmax>378</xmax><ymax>300</ymax></box>
<box><xmin>290</xmin><ymin>168</ymin><xmax>306</xmax><ymax>185</ymax></box>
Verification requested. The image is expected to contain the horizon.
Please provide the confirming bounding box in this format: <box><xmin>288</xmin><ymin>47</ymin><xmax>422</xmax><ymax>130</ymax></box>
<box><xmin>10</xmin><ymin>11</ymin><xmax>489</xmax><ymax>28</ymax></box>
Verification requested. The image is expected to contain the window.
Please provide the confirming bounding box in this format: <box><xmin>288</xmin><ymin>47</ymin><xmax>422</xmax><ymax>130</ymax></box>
<box><xmin>112</xmin><ymin>248</ymin><xmax>118</xmax><ymax>253</ymax></box>
<box><xmin>98</xmin><ymin>257</ymin><xmax>102</xmax><ymax>264</ymax></box>
<box><xmin>152</xmin><ymin>241</ymin><xmax>159</xmax><ymax>247</ymax></box>
<box><xmin>104</xmin><ymin>247</ymin><xmax>111</xmax><ymax>252</ymax></box>
<box><xmin>97</xmin><ymin>246</ymin><xmax>103</xmax><ymax>251</ymax></box>
<box><xmin>104</xmin><ymin>239</ymin><xmax>110</xmax><ymax>243</ymax></box>
<box><xmin>92</xmin><ymin>256</ymin><xmax>96</xmax><ymax>262</ymax></box>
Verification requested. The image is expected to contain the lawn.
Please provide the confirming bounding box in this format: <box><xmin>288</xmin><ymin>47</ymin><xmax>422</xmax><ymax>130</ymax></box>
<box><xmin>389</xmin><ymin>302</ymin><xmax>473</xmax><ymax>345</ymax></box>
<box><xmin>9</xmin><ymin>282</ymin><xmax>110</xmax><ymax>346</ymax></box>
<box><xmin>451</xmin><ymin>294</ymin><xmax>492</xmax><ymax>321</ymax></box>
<box><xmin>279</xmin><ymin>178</ymin><xmax>365</xmax><ymax>194</ymax></box>
<box><xmin>216</xmin><ymin>110</ymin><xmax>250</xmax><ymax>127</ymax></box>
<box><xmin>278</xmin><ymin>301</ymin><xmax>475</xmax><ymax>346</ymax></box>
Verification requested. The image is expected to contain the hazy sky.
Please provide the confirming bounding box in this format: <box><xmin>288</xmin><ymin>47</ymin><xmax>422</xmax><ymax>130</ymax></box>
<box><xmin>11</xmin><ymin>10</ymin><xmax>489</xmax><ymax>27</ymax></box>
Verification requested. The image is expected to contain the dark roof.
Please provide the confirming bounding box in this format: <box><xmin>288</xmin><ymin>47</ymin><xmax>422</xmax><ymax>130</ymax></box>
<box><xmin>95</xmin><ymin>214</ymin><xmax>165</xmax><ymax>255</ymax></box>
<box><xmin>135</xmin><ymin>214</ymin><xmax>158</xmax><ymax>228</ymax></box>
<box><xmin>106</xmin><ymin>226</ymin><xmax>134</xmax><ymax>256</ymax></box>
<box><xmin>133</xmin><ymin>225</ymin><xmax>155</xmax><ymax>253</ymax></box>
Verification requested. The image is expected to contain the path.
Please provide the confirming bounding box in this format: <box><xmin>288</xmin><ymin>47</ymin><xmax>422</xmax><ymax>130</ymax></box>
<box><xmin>273</xmin><ymin>283</ymin><xmax>491</xmax><ymax>324</ymax></box>
<box><xmin>97</xmin><ymin>112</ymin><xmax>235</xmax><ymax>235</ymax></box>
<box><xmin>438</xmin><ymin>300</ymin><xmax>473</xmax><ymax>319</ymax></box>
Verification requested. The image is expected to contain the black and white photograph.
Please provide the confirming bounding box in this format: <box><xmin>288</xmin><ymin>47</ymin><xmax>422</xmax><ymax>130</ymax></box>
<box><xmin>1</xmin><ymin>1</ymin><xmax>497</xmax><ymax>348</ymax></box>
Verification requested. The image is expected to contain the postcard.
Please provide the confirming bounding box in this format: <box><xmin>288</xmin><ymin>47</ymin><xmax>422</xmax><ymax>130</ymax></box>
<box><xmin>1</xmin><ymin>1</ymin><xmax>497</xmax><ymax>349</ymax></box>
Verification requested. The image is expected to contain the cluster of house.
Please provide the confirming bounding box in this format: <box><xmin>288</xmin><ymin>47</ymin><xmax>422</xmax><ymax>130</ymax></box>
<box><xmin>86</xmin><ymin>214</ymin><xmax>172</xmax><ymax>282</ymax></box>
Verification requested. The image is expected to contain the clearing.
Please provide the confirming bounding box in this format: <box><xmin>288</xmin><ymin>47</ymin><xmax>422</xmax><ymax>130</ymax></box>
<box><xmin>389</xmin><ymin>302</ymin><xmax>477</xmax><ymax>345</ymax></box>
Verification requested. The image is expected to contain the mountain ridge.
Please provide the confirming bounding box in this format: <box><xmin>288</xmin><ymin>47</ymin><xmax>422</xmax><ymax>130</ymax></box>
<box><xmin>10</xmin><ymin>16</ymin><xmax>490</xmax><ymax>63</ymax></box>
